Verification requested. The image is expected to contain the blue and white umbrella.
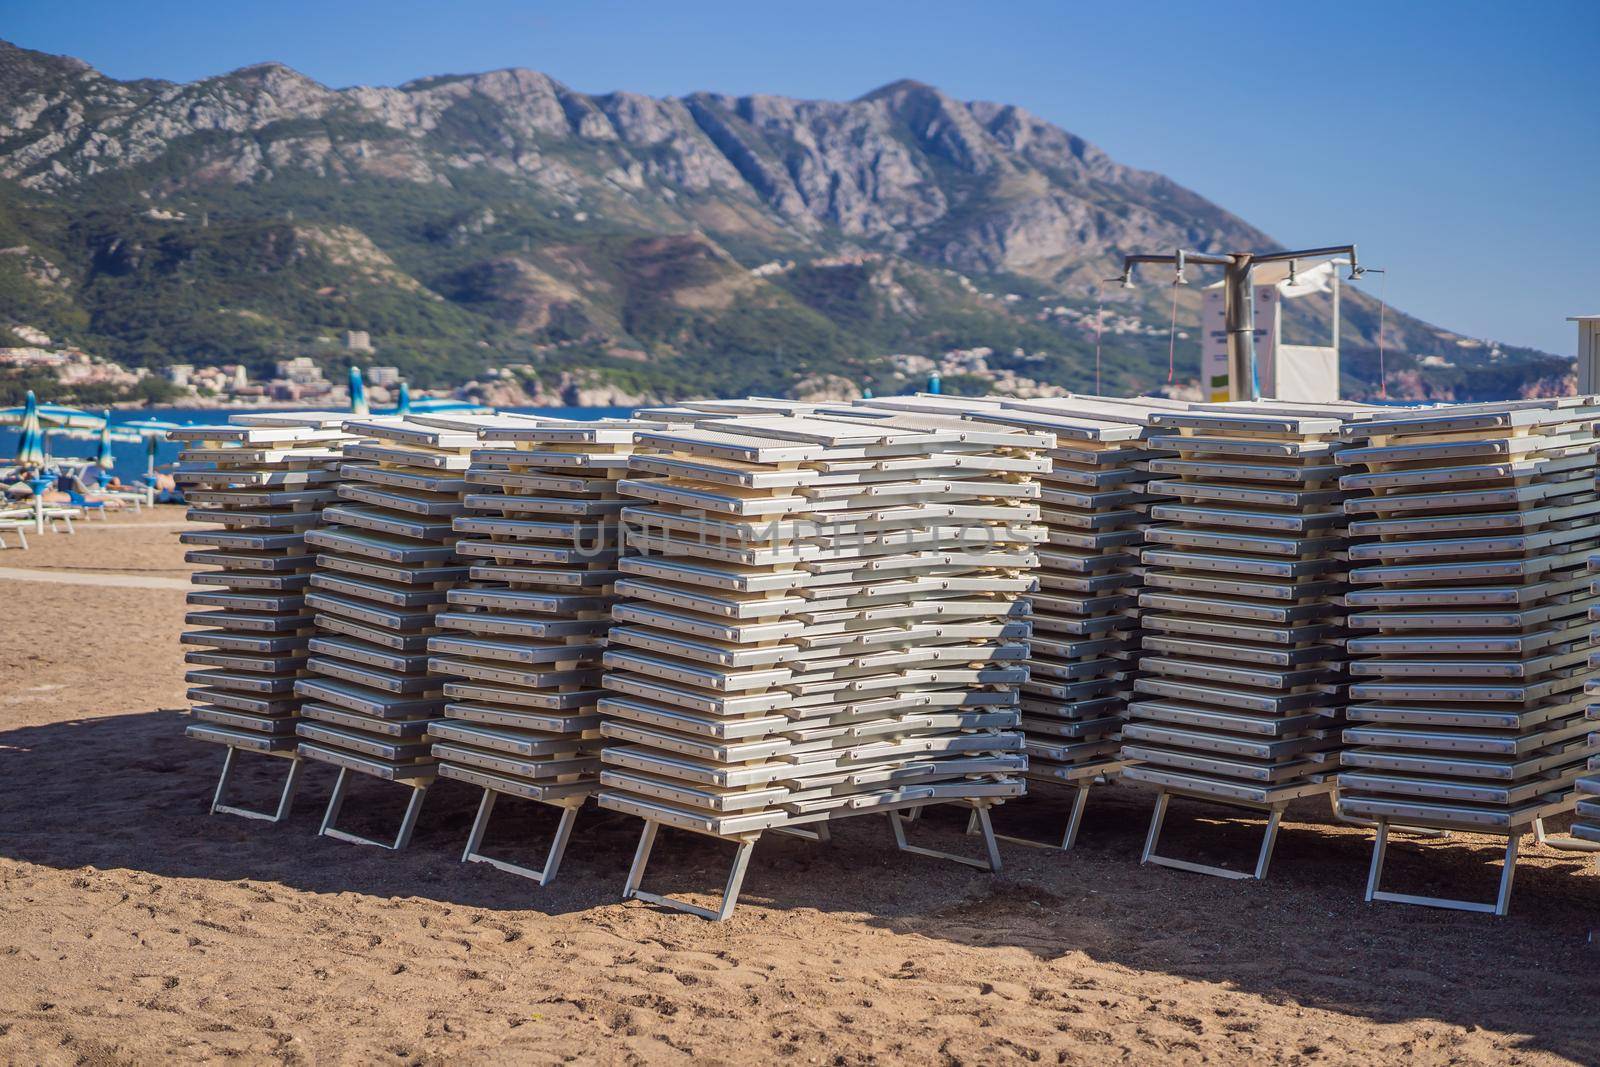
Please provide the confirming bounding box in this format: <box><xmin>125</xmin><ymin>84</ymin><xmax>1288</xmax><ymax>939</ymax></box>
<box><xmin>403</xmin><ymin>397</ymin><xmax>492</xmax><ymax>415</ymax></box>
<box><xmin>0</xmin><ymin>401</ymin><xmax>106</xmax><ymax>430</ymax></box>
<box><xmin>13</xmin><ymin>390</ymin><xmax>44</xmax><ymax>467</ymax></box>
<box><xmin>0</xmin><ymin>399</ymin><xmax>106</xmax><ymax>464</ymax></box>
<box><xmin>95</xmin><ymin>410</ymin><xmax>115</xmax><ymax>477</ymax></box>
<box><xmin>349</xmin><ymin>366</ymin><xmax>369</xmax><ymax>415</ymax></box>
<box><xmin>396</xmin><ymin>381</ymin><xmax>412</xmax><ymax>415</ymax></box>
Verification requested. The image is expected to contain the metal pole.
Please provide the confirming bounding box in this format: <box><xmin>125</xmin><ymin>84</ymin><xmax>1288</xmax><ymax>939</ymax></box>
<box><xmin>1224</xmin><ymin>254</ymin><xmax>1257</xmax><ymax>401</ymax></box>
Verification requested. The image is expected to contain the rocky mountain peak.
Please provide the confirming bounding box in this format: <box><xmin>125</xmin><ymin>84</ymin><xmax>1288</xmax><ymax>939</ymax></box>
<box><xmin>0</xmin><ymin>38</ymin><xmax>1562</xmax><ymax>405</ymax></box>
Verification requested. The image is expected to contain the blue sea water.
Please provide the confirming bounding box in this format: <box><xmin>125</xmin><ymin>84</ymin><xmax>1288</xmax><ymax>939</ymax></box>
<box><xmin>20</xmin><ymin>405</ymin><xmax>634</xmax><ymax>482</ymax></box>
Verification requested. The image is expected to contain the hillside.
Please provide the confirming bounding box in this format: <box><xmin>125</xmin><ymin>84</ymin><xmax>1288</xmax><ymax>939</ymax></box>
<box><xmin>0</xmin><ymin>39</ymin><xmax>1571</xmax><ymax>403</ymax></box>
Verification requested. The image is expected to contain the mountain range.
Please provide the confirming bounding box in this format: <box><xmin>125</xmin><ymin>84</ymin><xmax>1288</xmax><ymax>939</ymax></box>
<box><xmin>0</xmin><ymin>38</ymin><xmax>1571</xmax><ymax>405</ymax></box>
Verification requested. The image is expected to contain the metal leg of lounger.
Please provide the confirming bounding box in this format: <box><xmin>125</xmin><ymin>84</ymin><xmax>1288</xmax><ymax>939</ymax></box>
<box><xmin>622</xmin><ymin>821</ymin><xmax>757</xmax><ymax>922</ymax></box>
<box><xmin>318</xmin><ymin>767</ymin><xmax>429</xmax><ymax>850</ymax></box>
<box><xmin>1537</xmin><ymin>821</ymin><xmax>1600</xmax><ymax>853</ymax></box>
<box><xmin>1366</xmin><ymin>818</ymin><xmax>1524</xmax><ymax>916</ymax></box>
<box><xmin>1141</xmin><ymin>791</ymin><xmax>1284</xmax><ymax>881</ymax></box>
<box><xmin>210</xmin><ymin>747</ymin><xmax>305</xmax><ymax>823</ymax></box>
<box><xmin>890</xmin><ymin>803</ymin><xmax>1002</xmax><ymax>872</ymax></box>
<box><xmin>1525</xmin><ymin>817</ymin><xmax>1599</xmax><ymax>853</ymax></box>
<box><xmin>971</xmin><ymin>783</ymin><xmax>1093</xmax><ymax>851</ymax></box>
<box><xmin>460</xmin><ymin>790</ymin><xmax>581</xmax><ymax>886</ymax></box>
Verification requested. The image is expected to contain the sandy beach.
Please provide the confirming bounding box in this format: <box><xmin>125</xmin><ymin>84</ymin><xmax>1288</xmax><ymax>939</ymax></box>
<box><xmin>1</xmin><ymin>509</ymin><xmax>1597</xmax><ymax>1064</ymax></box>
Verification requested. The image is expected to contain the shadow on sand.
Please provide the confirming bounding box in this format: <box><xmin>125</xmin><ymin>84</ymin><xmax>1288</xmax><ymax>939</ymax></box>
<box><xmin>3</xmin><ymin>708</ymin><xmax>1597</xmax><ymax>1059</ymax></box>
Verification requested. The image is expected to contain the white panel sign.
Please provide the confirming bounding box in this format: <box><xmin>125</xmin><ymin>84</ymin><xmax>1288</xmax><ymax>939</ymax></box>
<box><xmin>1275</xmin><ymin>344</ymin><xmax>1340</xmax><ymax>402</ymax></box>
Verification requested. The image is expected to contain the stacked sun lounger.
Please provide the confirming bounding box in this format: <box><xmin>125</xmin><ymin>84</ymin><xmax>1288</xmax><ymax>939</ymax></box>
<box><xmin>172</xmin><ymin>412</ymin><xmax>353</xmax><ymax>821</ymax></box>
<box><xmin>292</xmin><ymin>417</ymin><xmax>481</xmax><ymax>849</ymax></box>
<box><xmin>1335</xmin><ymin>398</ymin><xmax>1600</xmax><ymax>913</ymax></box>
<box><xmin>853</xmin><ymin>393</ymin><xmax>1183</xmax><ymax>847</ymax></box>
<box><xmin>596</xmin><ymin>412</ymin><xmax>1049</xmax><ymax>919</ymax></box>
<box><xmin>1575</xmin><ymin>553</ymin><xmax>1600</xmax><ymax>849</ymax></box>
<box><xmin>425</xmin><ymin>417</ymin><xmax>642</xmax><ymax>883</ymax></box>
<box><xmin>1124</xmin><ymin>406</ymin><xmax>1369</xmax><ymax>879</ymax></box>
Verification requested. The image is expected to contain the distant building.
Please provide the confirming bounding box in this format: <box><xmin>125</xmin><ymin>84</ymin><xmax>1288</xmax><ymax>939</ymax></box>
<box><xmin>165</xmin><ymin>364</ymin><xmax>194</xmax><ymax>387</ymax></box>
<box><xmin>368</xmin><ymin>365</ymin><xmax>401</xmax><ymax>386</ymax></box>
<box><xmin>275</xmin><ymin>357</ymin><xmax>325</xmax><ymax>385</ymax></box>
<box><xmin>346</xmin><ymin>330</ymin><xmax>374</xmax><ymax>352</ymax></box>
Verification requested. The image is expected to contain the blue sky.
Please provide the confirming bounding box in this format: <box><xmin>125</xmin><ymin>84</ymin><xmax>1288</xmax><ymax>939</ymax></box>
<box><xmin>5</xmin><ymin>0</ymin><xmax>1595</xmax><ymax>354</ymax></box>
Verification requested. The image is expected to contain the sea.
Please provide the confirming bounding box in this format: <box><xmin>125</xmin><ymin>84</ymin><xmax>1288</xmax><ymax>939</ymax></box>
<box><xmin>38</xmin><ymin>405</ymin><xmax>633</xmax><ymax>482</ymax></box>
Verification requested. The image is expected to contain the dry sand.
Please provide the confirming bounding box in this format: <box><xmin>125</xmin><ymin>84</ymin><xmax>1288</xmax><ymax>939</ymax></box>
<box><xmin>1</xmin><ymin>510</ymin><xmax>1598</xmax><ymax>1065</ymax></box>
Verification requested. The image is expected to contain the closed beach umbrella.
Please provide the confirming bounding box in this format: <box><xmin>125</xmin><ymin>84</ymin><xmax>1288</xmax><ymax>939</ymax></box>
<box><xmin>95</xmin><ymin>410</ymin><xmax>115</xmax><ymax>479</ymax></box>
<box><xmin>14</xmin><ymin>392</ymin><xmax>45</xmax><ymax>533</ymax></box>
<box><xmin>397</xmin><ymin>381</ymin><xmax>412</xmax><ymax>415</ymax></box>
<box><xmin>349</xmin><ymin>366</ymin><xmax>369</xmax><ymax>415</ymax></box>
<box><xmin>14</xmin><ymin>391</ymin><xmax>44</xmax><ymax>467</ymax></box>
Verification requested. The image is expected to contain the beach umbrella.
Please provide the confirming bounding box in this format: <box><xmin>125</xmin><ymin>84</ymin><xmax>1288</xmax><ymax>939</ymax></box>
<box><xmin>0</xmin><ymin>401</ymin><xmax>106</xmax><ymax>430</ymax></box>
<box><xmin>403</xmin><ymin>397</ymin><xmax>492</xmax><ymax>415</ymax></box>
<box><xmin>95</xmin><ymin>410</ymin><xmax>114</xmax><ymax>482</ymax></box>
<box><xmin>397</xmin><ymin>381</ymin><xmax>412</xmax><ymax>415</ymax></box>
<box><xmin>13</xmin><ymin>391</ymin><xmax>44</xmax><ymax>467</ymax></box>
<box><xmin>13</xmin><ymin>392</ymin><xmax>46</xmax><ymax>533</ymax></box>
<box><xmin>349</xmin><ymin>366</ymin><xmax>369</xmax><ymax>415</ymax></box>
<box><xmin>0</xmin><ymin>401</ymin><xmax>105</xmax><ymax>465</ymax></box>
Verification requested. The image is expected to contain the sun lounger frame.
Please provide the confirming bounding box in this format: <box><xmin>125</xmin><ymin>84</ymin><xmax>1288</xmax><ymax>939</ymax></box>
<box><xmin>458</xmin><ymin>787</ymin><xmax>584</xmax><ymax>886</ymax></box>
<box><xmin>206</xmin><ymin>743</ymin><xmax>307</xmax><ymax>823</ymax></box>
<box><xmin>1360</xmin><ymin>816</ymin><xmax>1566</xmax><ymax>916</ymax></box>
<box><xmin>620</xmin><ymin>796</ymin><xmax>1005</xmax><ymax>921</ymax></box>
<box><xmin>314</xmin><ymin>763</ymin><xmax>432</xmax><ymax>850</ymax></box>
